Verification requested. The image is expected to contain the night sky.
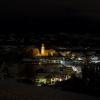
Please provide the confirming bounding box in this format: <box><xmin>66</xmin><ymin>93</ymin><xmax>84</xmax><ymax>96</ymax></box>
<box><xmin>0</xmin><ymin>0</ymin><xmax>100</xmax><ymax>33</ymax></box>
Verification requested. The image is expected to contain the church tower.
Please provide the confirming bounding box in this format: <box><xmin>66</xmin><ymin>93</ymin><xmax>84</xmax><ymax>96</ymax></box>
<box><xmin>41</xmin><ymin>43</ymin><xmax>45</xmax><ymax>56</ymax></box>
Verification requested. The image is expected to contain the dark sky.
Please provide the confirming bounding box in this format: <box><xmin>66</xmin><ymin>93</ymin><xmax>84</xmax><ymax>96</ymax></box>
<box><xmin>0</xmin><ymin>0</ymin><xmax>99</xmax><ymax>17</ymax></box>
<box><xmin>0</xmin><ymin>0</ymin><xmax>100</xmax><ymax>33</ymax></box>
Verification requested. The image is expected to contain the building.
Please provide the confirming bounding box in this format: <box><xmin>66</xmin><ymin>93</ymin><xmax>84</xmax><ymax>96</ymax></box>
<box><xmin>32</xmin><ymin>44</ymin><xmax>57</xmax><ymax>57</ymax></box>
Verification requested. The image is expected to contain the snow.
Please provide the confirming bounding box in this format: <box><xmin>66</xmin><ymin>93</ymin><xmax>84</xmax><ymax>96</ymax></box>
<box><xmin>0</xmin><ymin>79</ymin><xmax>99</xmax><ymax>100</ymax></box>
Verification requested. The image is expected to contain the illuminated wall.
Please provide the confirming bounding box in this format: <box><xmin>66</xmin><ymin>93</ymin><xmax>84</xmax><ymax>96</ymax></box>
<box><xmin>33</xmin><ymin>48</ymin><xmax>40</xmax><ymax>56</ymax></box>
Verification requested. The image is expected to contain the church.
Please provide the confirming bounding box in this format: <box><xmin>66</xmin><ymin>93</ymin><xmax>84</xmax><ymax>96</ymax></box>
<box><xmin>32</xmin><ymin>44</ymin><xmax>56</xmax><ymax>57</ymax></box>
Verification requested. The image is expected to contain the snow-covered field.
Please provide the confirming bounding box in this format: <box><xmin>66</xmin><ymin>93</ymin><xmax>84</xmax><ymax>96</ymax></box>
<box><xmin>0</xmin><ymin>79</ymin><xmax>99</xmax><ymax>100</ymax></box>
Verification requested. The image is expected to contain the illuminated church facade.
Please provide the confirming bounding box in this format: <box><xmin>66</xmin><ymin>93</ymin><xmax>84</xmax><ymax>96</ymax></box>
<box><xmin>32</xmin><ymin>44</ymin><xmax>56</xmax><ymax>57</ymax></box>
